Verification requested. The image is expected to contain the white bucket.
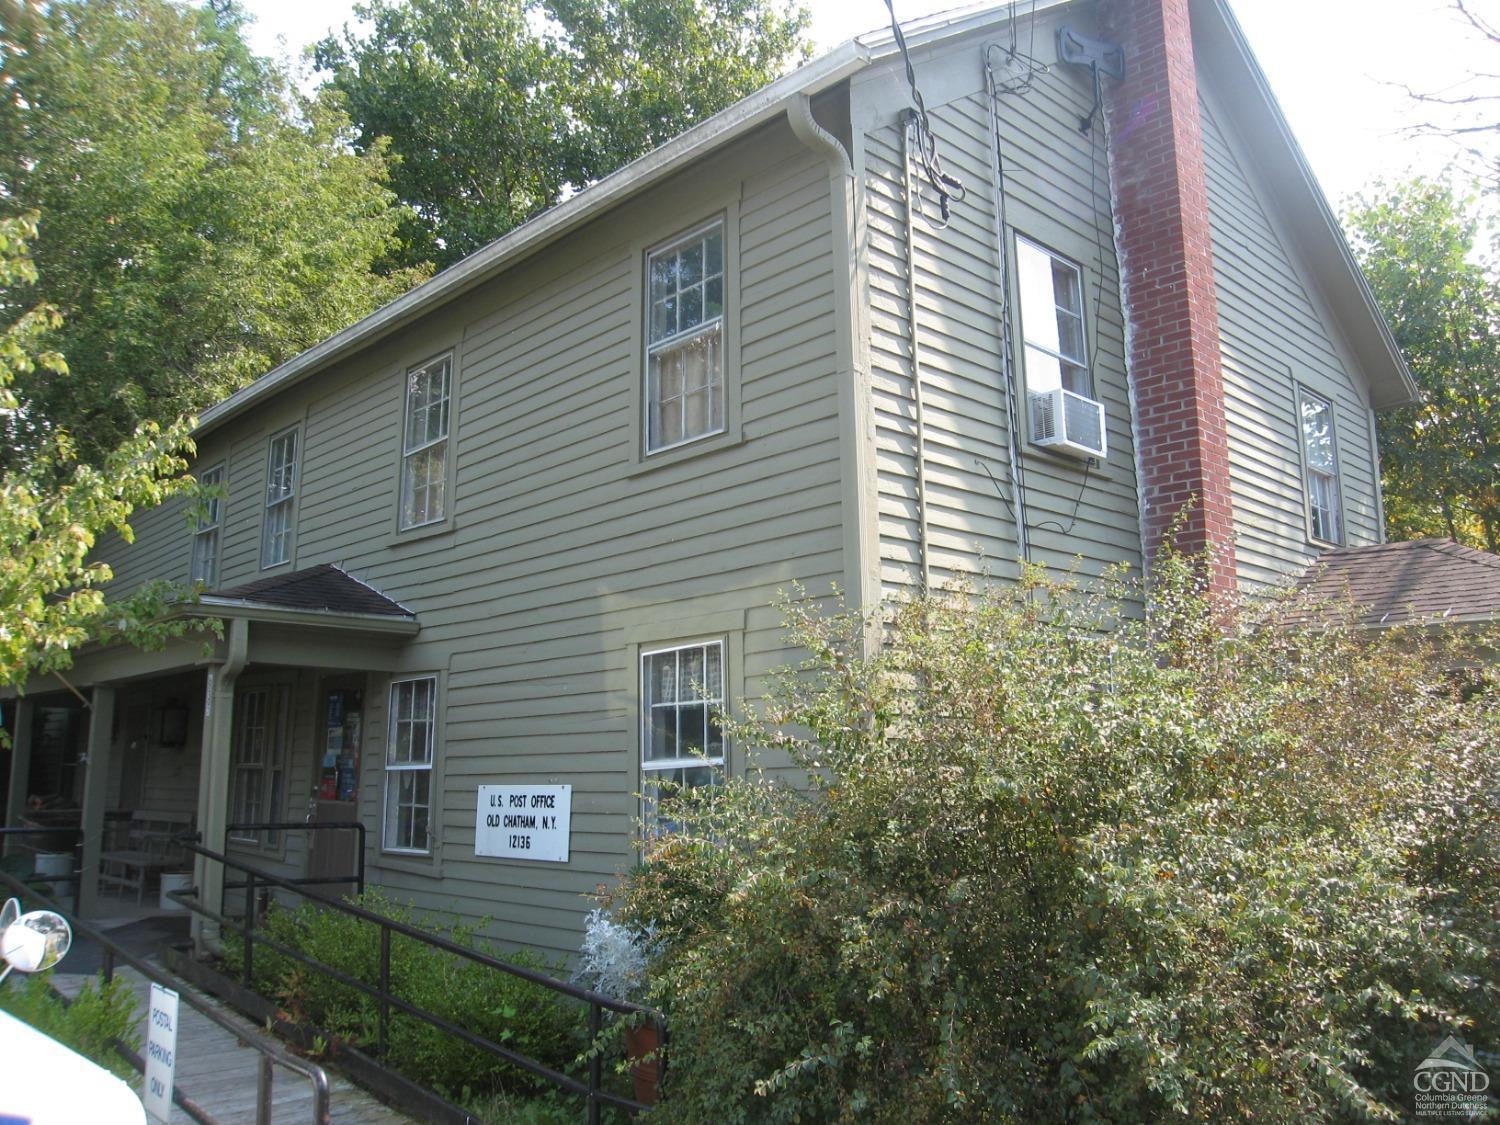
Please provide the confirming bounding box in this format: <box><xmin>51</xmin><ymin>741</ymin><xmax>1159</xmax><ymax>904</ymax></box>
<box><xmin>159</xmin><ymin>872</ymin><xmax>192</xmax><ymax>911</ymax></box>
<box><xmin>33</xmin><ymin>853</ymin><xmax>71</xmax><ymax>879</ymax></box>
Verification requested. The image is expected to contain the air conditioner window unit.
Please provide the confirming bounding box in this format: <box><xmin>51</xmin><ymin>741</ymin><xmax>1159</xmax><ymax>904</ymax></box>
<box><xmin>1029</xmin><ymin>387</ymin><xmax>1107</xmax><ymax>459</ymax></box>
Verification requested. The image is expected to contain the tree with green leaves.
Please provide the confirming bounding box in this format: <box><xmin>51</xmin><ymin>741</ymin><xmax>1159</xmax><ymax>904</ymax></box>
<box><xmin>0</xmin><ymin>214</ymin><xmax>200</xmax><ymax>690</ymax></box>
<box><xmin>0</xmin><ymin>0</ymin><xmax>425</xmax><ymax>469</ymax></box>
<box><xmin>314</xmin><ymin>0</ymin><xmax>811</xmax><ymax>270</ymax></box>
<box><xmin>1346</xmin><ymin>179</ymin><xmax>1500</xmax><ymax>551</ymax></box>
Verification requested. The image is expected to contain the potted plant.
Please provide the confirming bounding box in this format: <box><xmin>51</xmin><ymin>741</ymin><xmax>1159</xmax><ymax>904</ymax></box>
<box><xmin>573</xmin><ymin>909</ymin><xmax>661</xmax><ymax>1105</ymax></box>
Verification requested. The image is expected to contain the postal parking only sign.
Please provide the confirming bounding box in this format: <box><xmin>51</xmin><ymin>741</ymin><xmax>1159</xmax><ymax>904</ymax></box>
<box><xmin>475</xmin><ymin>784</ymin><xmax>571</xmax><ymax>862</ymax></box>
<box><xmin>144</xmin><ymin>982</ymin><xmax>179</xmax><ymax>1121</ymax></box>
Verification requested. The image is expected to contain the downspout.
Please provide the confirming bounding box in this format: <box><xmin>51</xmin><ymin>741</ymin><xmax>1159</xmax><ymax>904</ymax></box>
<box><xmin>787</xmin><ymin>94</ymin><xmax>883</xmax><ymax>633</ymax></box>
<box><xmin>899</xmin><ymin>109</ymin><xmax>933</xmax><ymax>592</ymax></box>
<box><xmin>192</xmin><ymin>615</ymin><xmax>248</xmax><ymax>952</ymax></box>
<box><xmin>984</xmin><ymin>63</ymin><xmax>1032</xmax><ymax>568</ymax></box>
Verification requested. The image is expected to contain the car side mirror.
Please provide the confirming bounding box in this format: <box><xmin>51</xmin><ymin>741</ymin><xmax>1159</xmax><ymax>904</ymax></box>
<box><xmin>0</xmin><ymin>900</ymin><xmax>72</xmax><ymax>983</ymax></box>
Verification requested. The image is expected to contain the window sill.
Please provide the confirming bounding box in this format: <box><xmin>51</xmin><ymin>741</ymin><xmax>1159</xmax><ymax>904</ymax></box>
<box><xmin>385</xmin><ymin>518</ymin><xmax>457</xmax><ymax>549</ymax></box>
<box><xmin>375</xmin><ymin>850</ymin><xmax>436</xmax><ymax>875</ymax></box>
<box><xmin>628</xmin><ymin>427</ymin><xmax>744</xmax><ymax>478</ymax></box>
<box><xmin>1025</xmin><ymin>444</ymin><xmax>1113</xmax><ymax>480</ymax></box>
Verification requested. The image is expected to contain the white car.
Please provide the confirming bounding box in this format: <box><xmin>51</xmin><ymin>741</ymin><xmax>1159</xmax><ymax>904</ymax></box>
<box><xmin>0</xmin><ymin>1007</ymin><xmax>147</xmax><ymax>1124</ymax></box>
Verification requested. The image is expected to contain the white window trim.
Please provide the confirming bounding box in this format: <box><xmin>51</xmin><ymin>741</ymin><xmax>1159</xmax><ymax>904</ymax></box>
<box><xmin>399</xmin><ymin>353</ymin><xmax>453</xmax><ymax>531</ymax></box>
<box><xmin>383</xmin><ymin>675</ymin><xmax>438</xmax><ymax>856</ymax></box>
<box><xmin>639</xmin><ymin>639</ymin><xmax>728</xmax><ymax>835</ymax></box>
<box><xmin>261</xmin><ymin>426</ymin><xmax>300</xmax><ymax>569</ymax></box>
<box><xmin>643</xmin><ymin>219</ymin><xmax>728</xmax><ymax>456</ymax></box>
<box><xmin>190</xmin><ymin>461</ymin><xmax>226</xmax><ymax>585</ymax></box>
<box><xmin>1297</xmin><ymin>384</ymin><xmax>1345</xmax><ymax>547</ymax></box>
<box><xmin>1015</xmin><ymin>233</ymin><xmax>1093</xmax><ymax>400</ymax></box>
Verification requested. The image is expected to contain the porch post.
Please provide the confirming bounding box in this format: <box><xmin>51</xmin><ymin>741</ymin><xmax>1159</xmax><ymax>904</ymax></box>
<box><xmin>193</xmin><ymin>617</ymin><xmax>247</xmax><ymax>952</ymax></box>
<box><xmin>4</xmin><ymin>698</ymin><xmax>35</xmax><ymax>849</ymax></box>
<box><xmin>76</xmin><ymin>685</ymin><xmax>116</xmax><ymax>918</ymax></box>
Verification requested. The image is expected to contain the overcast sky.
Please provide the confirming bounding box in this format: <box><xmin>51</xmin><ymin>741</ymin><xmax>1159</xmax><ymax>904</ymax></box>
<box><xmin>240</xmin><ymin>0</ymin><xmax>1500</xmax><ymax>211</ymax></box>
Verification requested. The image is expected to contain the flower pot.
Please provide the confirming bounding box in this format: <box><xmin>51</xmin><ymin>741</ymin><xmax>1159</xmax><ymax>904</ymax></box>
<box><xmin>622</xmin><ymin>1022</ymin><xmax>661</xmax><ymax>1106</ymax></box>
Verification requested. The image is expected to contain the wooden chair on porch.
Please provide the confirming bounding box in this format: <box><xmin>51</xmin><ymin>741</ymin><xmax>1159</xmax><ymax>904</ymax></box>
<box><xmin>98</xmin><ymin>810</ymin><xmax>194</xmax><ymax>905</ymax></box>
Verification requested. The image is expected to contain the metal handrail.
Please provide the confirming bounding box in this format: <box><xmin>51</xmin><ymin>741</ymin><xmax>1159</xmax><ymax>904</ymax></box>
<box><xmin>0</xmin><ymin>868</ymin><xmax>332</xmax><ymax>1125</ymax></box>
<box><xmin>222</xmin><ymin>821</ymin><xmax>366</xmax><ymax>897</ymax></box>
<box><xmin>0</xmin><ymin>825</ymin><xmax>82</xmax><ymax>891</ymax></box>
<box><xmin>177</xmin><ymin>839</ymin><xmax>663</xmax><ymax>1122</ymax></box>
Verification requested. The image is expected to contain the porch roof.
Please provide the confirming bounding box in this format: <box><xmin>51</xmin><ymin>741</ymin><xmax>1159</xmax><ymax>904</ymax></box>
<box><xmin>1295</xmin><ymin>539</ymin><xmax>1500</xmax><ymax>629</ymax></box>
<box><xmin>191</xmin><ymin>564</ymin><xmax>418</xmax><ymax>637</ymax></box>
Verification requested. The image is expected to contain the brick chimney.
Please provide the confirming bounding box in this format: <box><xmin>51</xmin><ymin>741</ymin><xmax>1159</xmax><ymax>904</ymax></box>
<box><xmin>1100</xmin><ymin>0</ymin><xmax>1236</xmax><ymax>594</ymax></box>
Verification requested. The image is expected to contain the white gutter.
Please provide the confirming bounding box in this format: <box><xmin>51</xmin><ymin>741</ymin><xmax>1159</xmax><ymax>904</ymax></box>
<box><xmin>194</xmin><ymin>1</ymin><xmax>1047</xmax><ymax>439</ymax></box>
<box><xmin>188</xmin><ymin>597</ymin><xmax>420</xmax><ymax>635</ymax></box>
<box><xmin>195</xmin><ymin>40</ymin><xmax>873</xmax><ymax>437</ymax></box>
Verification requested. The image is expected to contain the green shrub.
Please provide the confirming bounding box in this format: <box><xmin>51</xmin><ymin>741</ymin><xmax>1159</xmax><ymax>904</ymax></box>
<box><xmin>227</xmin><ymin>889</ymin><xmax>590</xmax><ymax>1110</ymax></box>
<box><xmin>613</xmin><ymin>555</ymin><xmax>1500</xmax><ymax>1123</ymax></box>
<box><xmin>0</xmin><ymin>970</ymin><xmax>140</xmax><ymax>1079</ymax></box>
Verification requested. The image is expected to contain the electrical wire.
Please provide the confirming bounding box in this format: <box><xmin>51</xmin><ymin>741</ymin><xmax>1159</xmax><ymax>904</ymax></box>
<box><xmin>1029</xmin><ymin>456</ymin><xmax>1095</xmax><ymax>536</ymax></box>
<box><xmin>992</xmin><ymin>0</ymin><xmax>1047</xmax><ymax>95</ymax></box>
<box><xmin>883</xmin><ymin>0</ymin><xmax>966</xmax><ymax>227</ymax></box>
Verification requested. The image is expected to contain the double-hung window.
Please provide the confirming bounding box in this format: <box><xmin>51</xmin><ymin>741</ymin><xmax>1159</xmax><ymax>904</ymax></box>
<box><xmin>228</xmin><ymin>686</ymin><xmax>287</xmax><ymax>846</ymax></box>
<box><xmin>191</xmin><ymin>462</ymin><xmax>225</xmax><ymax>584</ymax></box>
<box><xmin>1298</xmin><ymin>387</ymin><xmax>1343</xmax><ymax>544</ymax></box>
<box><xmin>401</xmin><ymin>354</ymin><xmax>451</xmax><ymax>529</ymax></box>
<box><xmin>646</xmin><ymin>222</ymin><xmax>725</xmax><ymax>452</ymax></box>
<box><xmin>384</xmin><ymin>676</ymin><xmax>436</xmax><ymax>854</ymax></box>
<box><xmin>641</xmin><ymin>640</ymin><xmax>725</xmax><ymax>831</ymax></box>
<box><xmin>262</xmin><ymin>428</ymin><xmax>299</xmax><ymax>568</ymax></box>
<box><xmin>1016</xmin><ymin>236</ymin><xmax>1090</xmax><ymax>396</ymax></box>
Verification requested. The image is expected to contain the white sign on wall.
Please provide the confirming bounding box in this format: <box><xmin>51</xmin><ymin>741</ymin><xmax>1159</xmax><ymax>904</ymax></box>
<box><xmin>143</xmin><ymin>982</ymin><xmax>179</xmax><ymax>1122</ymax></box>
<box><xmin>475</xmin><ymin>784</ymin><xmax>572</xmax><ymax>863</ymax></box>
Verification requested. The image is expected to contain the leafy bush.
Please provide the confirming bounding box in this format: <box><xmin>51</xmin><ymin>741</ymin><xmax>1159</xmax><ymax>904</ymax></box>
<box><xmin>226</xmin><ymin>890</ymin><xmax>591</xmax><ymax>1108</ymax></box>
<box><xmin>0</xmin><ymin>970</ymin><xmax>140</xmax><ymax>1079</ymax></box>
<box><xmin>612</xmin><ymin>555</ymin><xmax>1500</xmax><ymax>1122</ymax></box>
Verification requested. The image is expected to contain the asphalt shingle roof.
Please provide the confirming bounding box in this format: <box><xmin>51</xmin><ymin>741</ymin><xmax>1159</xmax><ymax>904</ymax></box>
<box><xmin>1295</xmin><ymin>539</ymin><xmax>1500</xmax><ymax>627</ymax></box>
<box><xmin>208</xmin><ymin>564</ymin><xmax>412</xmax><ymax>619</ymax></box>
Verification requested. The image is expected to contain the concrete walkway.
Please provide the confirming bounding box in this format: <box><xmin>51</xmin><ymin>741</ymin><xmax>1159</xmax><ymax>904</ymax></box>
<box><xmin>54</xmin><ymin>963</ymin><xmax>413</xmax><ymax>1124</ymax></box>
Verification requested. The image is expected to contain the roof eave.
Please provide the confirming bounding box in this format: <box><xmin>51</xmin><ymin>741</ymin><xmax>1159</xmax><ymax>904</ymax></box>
<box><xmin>1193</xmin><ymin>0</ymin><xmax>1419</xmax><ymax>411</ymax></box>
<box><xmin>192</xmin><ymin>1</ymin><xmax>1076</xmax><ymax>440</ymax></box>
<box><xmin>193</xmin><ymin>39</ymin><xmax>874</xmax><ymax>438</ymax></box>
<box><xmin>185</xmin><ymin>597</ymin><xmax>420</xmax><ymax>637</ymax></box>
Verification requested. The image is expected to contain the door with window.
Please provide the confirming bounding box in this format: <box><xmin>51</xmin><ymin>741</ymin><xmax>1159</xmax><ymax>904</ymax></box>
<box><xmin>228</xmin><ymin>685</ymin><xmax>289</xmax><ymax>848</ymax></box>
<box><xmin>307</xmin><ymin>677</ymin><xmax>364</xmax><ymax>894</ymax></box>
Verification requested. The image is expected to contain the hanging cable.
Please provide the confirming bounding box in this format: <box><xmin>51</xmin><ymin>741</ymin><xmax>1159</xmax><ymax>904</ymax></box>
<box><xmin>1030</xmin><ymin>457</ymin><xmax>1095</xmax><ymax>536</ymax></box>
<box><xmin>883</xmin><ymin>0</ymin><xmax>966</xmax><ymax>227</ymax></box>
<box><xmin>991</xmin><ymin>0</ymin><xmax>1047</xmax><ymax>95</ymax></box>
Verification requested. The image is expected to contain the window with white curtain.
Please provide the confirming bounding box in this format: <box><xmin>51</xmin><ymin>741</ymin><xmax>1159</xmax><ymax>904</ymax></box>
<box><xmin>646</xmin><ymin>223</ymin><xmax>725</xmax><ymax>452</ymax></box>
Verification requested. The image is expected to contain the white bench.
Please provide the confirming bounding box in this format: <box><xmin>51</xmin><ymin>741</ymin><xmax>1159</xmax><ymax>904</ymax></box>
<box><xmin>98</xmin><ymin>811</ymin><xmax>194</xmax><ymax>904</ymax></box>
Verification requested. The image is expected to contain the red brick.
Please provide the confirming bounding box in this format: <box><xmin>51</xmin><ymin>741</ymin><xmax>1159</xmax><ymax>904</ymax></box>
<box><xmin>1101</xmin><ymin>0</ymin><xmax>1236</xmax><ymax>595</ymax></box>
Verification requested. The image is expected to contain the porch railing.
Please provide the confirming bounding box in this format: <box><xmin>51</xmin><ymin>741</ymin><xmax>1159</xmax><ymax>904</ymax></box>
<box><xmin>0</xmin><ymin>824</ymin><xmax>82</xmax><ymax>901</ymax></box>
<box><xmin>173</xmin><ymin>838</ymin><xmax>665</xmax><ymax>1123</ymax></box>
<box><xmin>0</xmin><ymin>867</ymin><xmax>332</xmax><ymax>1125</ymax></box>
<box><xmin>221</xmin><ymin>820</ymin><xmax>366</xmax><ymax>899</ymax></box>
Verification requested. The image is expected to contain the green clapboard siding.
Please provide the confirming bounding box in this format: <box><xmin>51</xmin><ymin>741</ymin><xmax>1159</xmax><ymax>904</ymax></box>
<box><xmin>1198</xmin><ymin>93</ymin><xmax>1383</xmax><ymax>590</ymax></box>
<box><xmin>859</xmin><ymin>30</ymin><xmax>1143</xmax><ymax>600</ymax></box>
<box><xmin>90</xmin><ymin>120</ymin><xmax>846</xmax><ymax>959</ymax></box>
